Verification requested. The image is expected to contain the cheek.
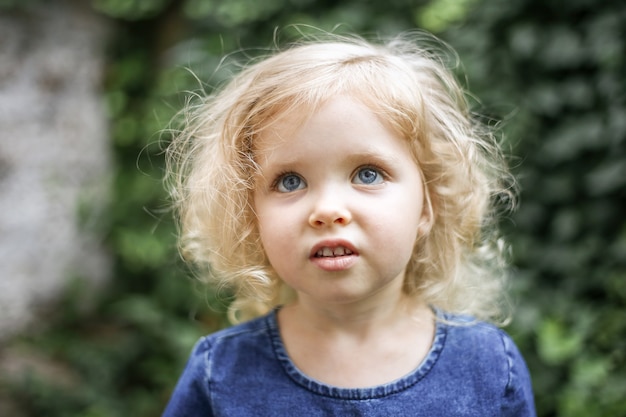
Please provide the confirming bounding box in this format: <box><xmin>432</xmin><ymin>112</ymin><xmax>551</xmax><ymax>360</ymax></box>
<box><xmin>257</xmin><ymin>224</ymin><xmax>282</xmax><ymax>272</ymax></box>
<box><xmin>257</xmin><ymin>215</ymin><xmax>277</xmax><ymax>252</ymax></box>
<box><xmin>256</xmin><ymin>208</ymin><xmax>297</xmax><ymax>260</ymax></box>
<box><xmin>371</xmin><ymin>189</ymin><xmax>424</xmax><ymax>251</ymax></box>
<box><xmin>255</xmin><ymin>202</ymin><xmax>275</xmax><ymax>255</ymax></box>
<box><xmin>391</xmin><ymin>180</ymin><xmax>425</xmax><ymax>216</ymax></box>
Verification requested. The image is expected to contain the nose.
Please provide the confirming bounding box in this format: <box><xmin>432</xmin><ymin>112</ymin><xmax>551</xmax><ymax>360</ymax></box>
<box><xmin>308</xmin><ymin>189</ymin><xmax>352</xmax><ymax>228</ymax></box>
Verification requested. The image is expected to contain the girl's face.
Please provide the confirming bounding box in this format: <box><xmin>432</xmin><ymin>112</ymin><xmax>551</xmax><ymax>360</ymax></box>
<box><xmin>253</xmin><ymin>96</ymin><xmax>428</xmax><ymax>310</ymax></box>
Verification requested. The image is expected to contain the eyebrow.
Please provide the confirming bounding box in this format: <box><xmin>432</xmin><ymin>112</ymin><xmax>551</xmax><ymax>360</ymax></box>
<box><xmin>257</xmin><ymin>142</ymin><xmax>409</xmax><ymax>178</ymax></box>
<box><xmin>345</xmin><ymin>150</ymin><xmax>403</xmax><ymax>167</ymax></box>
<box><xmin>262</xmin><ymin>150</ymin><xmax>401</xmax><ymax>169</ymax></box>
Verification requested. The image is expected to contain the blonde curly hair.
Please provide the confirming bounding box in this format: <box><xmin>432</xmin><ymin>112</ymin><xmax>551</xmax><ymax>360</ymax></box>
<box><xmin>166</xmin><ymin>32</ymin><xmax>516</xmax><ymax>325</ymax></box>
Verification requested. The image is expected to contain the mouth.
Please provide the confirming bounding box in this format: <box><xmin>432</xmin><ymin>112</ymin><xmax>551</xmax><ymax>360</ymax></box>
<box><xmin>310</xmin><ymin>240</ymin><xmax>359</xmax><ymax>259</ymax></box>
<box><xmin>314</xmin><ymin>246</ymin><xmax>354</xmax><ymax>257</ymax></box>
<box><xmin>310</xmin><ymin>241</ymin><xmax>358</xmax><ymax>271</ymax></box>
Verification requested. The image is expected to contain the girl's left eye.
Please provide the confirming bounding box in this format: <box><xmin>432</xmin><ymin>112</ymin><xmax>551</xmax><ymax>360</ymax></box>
<box><xmin>353</xmin><ymin>166</ymin><xmax>384</xmax><ymax>185</ymax></box>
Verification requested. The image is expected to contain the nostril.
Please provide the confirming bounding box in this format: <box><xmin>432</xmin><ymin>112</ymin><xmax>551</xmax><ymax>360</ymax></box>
<box><xmin>309</xmin><ymin>216</ymin><xmax>325</xmax><ymax>227</ymax></box>
<box><xmin>309</xmin><ymin>207</ymin><xmax>352</xmax><ymax>227</ymax></box>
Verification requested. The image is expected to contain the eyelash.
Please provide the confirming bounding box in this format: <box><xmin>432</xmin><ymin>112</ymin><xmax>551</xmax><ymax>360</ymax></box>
<box><xmin>353</xmin><ymin>164</ymin><xmax>389</xmax><ymax>182</ymax></box>
<box><xmin>269</xmin><ymin>163</ymin><xmax>390</xmax><ymax>191</ymax></box>
<box><xmin>270</xmin><ymin>171</ymin><xmax>303</xmax><ymax>191</ymax></box>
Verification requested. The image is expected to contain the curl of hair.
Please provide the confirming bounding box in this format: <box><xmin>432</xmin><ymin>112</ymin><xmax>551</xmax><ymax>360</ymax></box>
<box><xmin>166</xmin><ymin>31</ymin><xmax>517</xmax><ymax>325</ymax></box>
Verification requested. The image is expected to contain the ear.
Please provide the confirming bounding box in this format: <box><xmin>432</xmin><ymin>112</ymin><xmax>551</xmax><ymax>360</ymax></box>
<box><xmin>418</xmin><ymin>188</ymin><xmax>435</xmax><ymax>236</ymax></box>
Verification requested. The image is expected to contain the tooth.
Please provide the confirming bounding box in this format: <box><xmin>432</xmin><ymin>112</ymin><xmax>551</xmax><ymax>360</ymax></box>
<box><xmin>322</xmin><ymin>247</ymin><xmax>333</xmax><ymax>257</ymax></box>
<box><xmin>334</xmin><ymin>247</ymin><xmax>345</xmax><ymax>256</ymax></box>
<box><xmin>345</xmin><ymin>249</ymin><xmax>352</xmax><ymax>255</ymax></box>
<box><xmin>316</xmin><ymin>249</ymin><xmax>323</xmax><ymax>257</ymax></box>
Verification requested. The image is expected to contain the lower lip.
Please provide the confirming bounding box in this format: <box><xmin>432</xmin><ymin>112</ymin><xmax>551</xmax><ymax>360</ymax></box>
<box><xmin>310</xmin><ymin>255</ymin><xmax>358</xmax><ymax>271</ymax></box>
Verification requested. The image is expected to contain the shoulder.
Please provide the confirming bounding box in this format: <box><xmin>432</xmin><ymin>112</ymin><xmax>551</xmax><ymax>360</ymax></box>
<box><xmin>162</xmin><ymin>313</ymin><xmax>275</xmax><ymax>417</ymax></box>
<box><xmin>440</xmin><ymin>314</ymin><xmax>529</xmax><ymax>378</ymax></box>
<box><xmin>192</xmin><ymin>313</ymin><xmax>272</xmax><ymax>358</ymax></box>
<box><xmin>443</xmin><ymin>315</ymin><xmax>513</xmax><ymax>353</ymax></box>
<box><xmin>438</xmin><ymin>314</ymin><xmax>536</xmax><ymax>416</ymax></box>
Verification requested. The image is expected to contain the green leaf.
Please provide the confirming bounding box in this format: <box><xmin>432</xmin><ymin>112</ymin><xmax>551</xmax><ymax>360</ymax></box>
<box><xmin>537</xmin><ymin>319</ymin><xmax>583</xmax><ymax>365</ymax></box>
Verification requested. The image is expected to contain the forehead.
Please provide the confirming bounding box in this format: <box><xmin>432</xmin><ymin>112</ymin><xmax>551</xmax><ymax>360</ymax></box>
<box><xmin>253</xmin><ymin>96</ymin><xmax>410</xmax><ymax>168</ymax></box>
<box><xmin>253</xmin><ymin>108</ymin><xmax>308</xmax><ymax>154</ymax></box>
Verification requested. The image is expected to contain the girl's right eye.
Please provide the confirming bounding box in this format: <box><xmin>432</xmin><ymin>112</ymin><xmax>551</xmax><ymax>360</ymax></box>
<box><xmin>275</xmin><ymin>173</ymin><xmax>306</xmax><ymax>193</ymax></box>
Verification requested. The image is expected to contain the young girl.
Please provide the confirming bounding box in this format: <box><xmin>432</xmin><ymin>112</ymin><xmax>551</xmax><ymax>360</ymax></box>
<box><xmin>163</xmin><ymin>32</ymin><xmax>535</xmax><ymax>416</ymax></box>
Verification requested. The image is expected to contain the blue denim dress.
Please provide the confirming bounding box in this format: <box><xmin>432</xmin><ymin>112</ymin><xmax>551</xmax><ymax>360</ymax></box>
<box><xmin>163</xmin><ymin>309</ymin><xmax>535</xmax><ymax>416</ymax></box>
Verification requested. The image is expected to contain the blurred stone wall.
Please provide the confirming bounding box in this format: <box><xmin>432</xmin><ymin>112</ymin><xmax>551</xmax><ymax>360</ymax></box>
<box><xmin>0</xmin><ymin>2</ymin><xmax>112</xmax><ymax>340</ymax></box>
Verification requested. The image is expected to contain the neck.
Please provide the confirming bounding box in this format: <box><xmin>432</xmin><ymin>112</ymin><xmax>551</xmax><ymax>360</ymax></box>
<box><xmin>282</xmin><ymin>293</ymin><xmax>431</xmax><ymax>340</ymax></box>
<box><xmin>276</xmin><ymin>294</ymin><xmax>436</xmax><ymax>388</ymax></box>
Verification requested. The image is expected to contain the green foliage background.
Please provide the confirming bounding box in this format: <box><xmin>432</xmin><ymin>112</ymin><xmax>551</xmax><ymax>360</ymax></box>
<box><xmin>1</xmin><ymin>0</ymin><xmax>624</xmax><ymax>416</ymax></box>
<box><xmin>444</xmin><ymin>1</ymin><xmax>626</xmax><ymax>415</ymax></box>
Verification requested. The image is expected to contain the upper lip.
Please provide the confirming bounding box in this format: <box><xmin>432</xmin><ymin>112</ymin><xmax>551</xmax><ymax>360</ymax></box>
<box><xmin>310</xmin><ymin>239</ymin><xmax>359</xmax><ymax>258</ymax></box>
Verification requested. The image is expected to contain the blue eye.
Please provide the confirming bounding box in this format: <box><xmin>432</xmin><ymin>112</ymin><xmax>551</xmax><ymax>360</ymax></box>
<box><xmin>276</xmin><ymin>173</ymin><xmax>305</xmax><ymax>192</ymax></box>
<box><xmin>354</xmin><ymin>167</ymin><xmax>383</xmax><ymax>185</ymax></box>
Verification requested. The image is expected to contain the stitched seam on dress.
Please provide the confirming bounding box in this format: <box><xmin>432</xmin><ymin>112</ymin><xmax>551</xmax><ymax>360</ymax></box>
<box><xmin>202</xmin><ymin>337</ymin><xmax>218</xmax><ymax>416</ymax></box>
<box><xmin>500</xmin><ymin>330</ymin><xmax>516</xmax><ymax>397</ymax></box>
<box><xmin>268</xmin><ymin>308</ymin><xmax>448</xmax><ymax>400</ymax></box>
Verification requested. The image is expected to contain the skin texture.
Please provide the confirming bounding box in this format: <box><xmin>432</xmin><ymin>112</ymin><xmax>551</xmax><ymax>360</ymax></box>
<box><xmin>253</xmin><ymin>96</ymin><xmax>434</xmax><ymax>387</ymax></box>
